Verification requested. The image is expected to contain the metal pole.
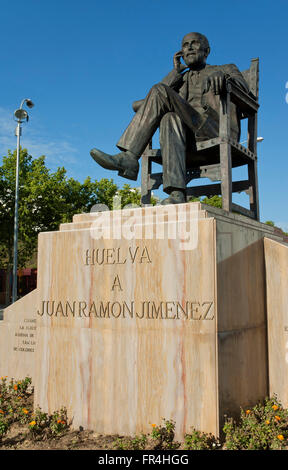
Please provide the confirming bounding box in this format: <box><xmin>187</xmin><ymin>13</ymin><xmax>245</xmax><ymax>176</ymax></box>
<box><xmin>12</xmin><ymin>120</ymin><xmax>21</xmax><ymax>303</ymax></box>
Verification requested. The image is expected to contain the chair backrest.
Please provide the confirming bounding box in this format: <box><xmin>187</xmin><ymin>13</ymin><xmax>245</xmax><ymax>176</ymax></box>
<box><xmin>241</xmin><ymin>58</ymin><xmax>259</xmax><ymax>100</ymax></box>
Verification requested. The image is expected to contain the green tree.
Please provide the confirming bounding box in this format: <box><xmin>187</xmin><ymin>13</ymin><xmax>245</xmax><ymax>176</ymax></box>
<box><xmin>265</xmin><ymin>220</ymin><xmax>275</xmax><ymax>227</ymax></box>
<box><xmin>117</xmin><ymin>184</ymin><xmax>141</xmax><ymax>208</ymax></box>
<box><xmin>60</xmin><ymin>176</ymin><xmax>119</xmax><ymax>218</ymax></box>
<box><xmin>189</xmin><ymin>195</ymin><xmax>222</xmax><ymax>208</ymax></box>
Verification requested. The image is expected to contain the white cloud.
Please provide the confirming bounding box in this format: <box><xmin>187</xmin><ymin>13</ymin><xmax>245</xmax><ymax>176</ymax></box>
<box><xmin>0</xmin><ymin>107</ymin><xmax>79</xmax><ymax>168</ymax></box>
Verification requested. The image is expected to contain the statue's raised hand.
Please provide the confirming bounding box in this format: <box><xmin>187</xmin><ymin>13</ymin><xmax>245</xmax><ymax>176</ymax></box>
<box><xmin>173</xmin><ymin>51</ymin><xmax>187</xmax><ymax>73</ymax></box>
<box><xmin>203</xmin><ymin>71</ymin><xmax>226</xmax><ymax>95</ymax></box>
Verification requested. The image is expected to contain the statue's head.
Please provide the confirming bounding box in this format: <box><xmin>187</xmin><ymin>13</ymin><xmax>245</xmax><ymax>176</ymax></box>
<box><xmin>181</xmin><ymin>32</ymin><xmax>210</xmax><ymax>68</ymax></box>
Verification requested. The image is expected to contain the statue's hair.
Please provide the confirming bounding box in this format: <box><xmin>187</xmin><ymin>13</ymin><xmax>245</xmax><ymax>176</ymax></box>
<box><xmin>182</xmin><ymin>32</ymin><xmax>210</xmax><ymax>52</ymax></box>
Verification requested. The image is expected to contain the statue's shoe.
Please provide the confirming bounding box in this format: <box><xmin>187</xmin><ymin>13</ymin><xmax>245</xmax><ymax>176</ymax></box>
<box><xmin>90</xmin><ymin>148</ymin><xmax>139</xmax><ymax>181</ymax></box>
<box><xmin>161</xmin><ymin>190</ymin><xmax>186</xmax><ymax>205</ymax></box>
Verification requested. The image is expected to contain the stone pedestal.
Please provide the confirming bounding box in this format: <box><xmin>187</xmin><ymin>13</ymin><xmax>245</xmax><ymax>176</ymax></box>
<box><xmin>264</xmin><ymin>238</ymin><xmax>288</xmax><ymax>408</ymax></box>
<box><xmin>1</xmin><ymin>203</ymin><xmax>286</xmax><ymax>439</ymax></box>
<box><xmin>0</xmin><ymin>290</ymin><xmax>37</xmax><ymax>381</ymax></box>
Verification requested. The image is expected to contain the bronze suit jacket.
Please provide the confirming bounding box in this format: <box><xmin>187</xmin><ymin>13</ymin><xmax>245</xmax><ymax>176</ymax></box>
<box><xmin>160</xmin><ymin>63</ymin><xmax>249</xmax><ymax>141</ymax></box>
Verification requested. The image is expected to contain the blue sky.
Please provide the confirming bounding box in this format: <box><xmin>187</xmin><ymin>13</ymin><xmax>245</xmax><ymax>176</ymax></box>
<box><xmin>0</xmin><ymin>0</ymin><xmax>287</xmax><ymax>229</ymax></box>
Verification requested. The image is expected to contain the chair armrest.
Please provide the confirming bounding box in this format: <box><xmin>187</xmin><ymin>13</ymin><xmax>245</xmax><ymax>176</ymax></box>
<box><xmin>226</xmin><ymin>80</ymin><xmax>259</xmax><ymax>115</ymax></box>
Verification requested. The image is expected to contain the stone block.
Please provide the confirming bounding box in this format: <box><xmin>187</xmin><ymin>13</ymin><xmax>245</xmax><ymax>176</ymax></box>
<box><xmin>264</xmin><ymin>237</ymin><xmax>288</xmax><ymax>407</ymax></box>
<box><xmin>0</xmin><ymin>290</ymin><xmax>37</xmax><ymax>381</ymax></box>
<box><xmin>1</xmin><ymin>203</ymin><xmax>286</xmax><ymax>439</ymax></box>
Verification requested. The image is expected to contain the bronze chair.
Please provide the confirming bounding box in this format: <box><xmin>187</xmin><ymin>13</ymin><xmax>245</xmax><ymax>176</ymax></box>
<box><xmin>140</xmin><ymin>58</ymin><xmax>260</xmax><ymax>220</ymax></box>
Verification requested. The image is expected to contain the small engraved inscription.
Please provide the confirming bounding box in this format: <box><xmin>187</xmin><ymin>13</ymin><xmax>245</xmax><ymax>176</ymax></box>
<box><xmin>13</xmin><ymin>318</ymin><xmax>37</xmax><ymax>353</ymax></box>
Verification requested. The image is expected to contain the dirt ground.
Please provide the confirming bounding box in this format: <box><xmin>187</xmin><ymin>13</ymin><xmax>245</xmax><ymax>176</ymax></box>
<box><xmin>0</xmin><ymin>422</ymin><xmax>189</xmax><ymax>451</ymax></box>
<box><xmin>0</xmin><ymin>392</ymin><xmax>182</xmax><ymax>451</ymax></box>
<box><xmin>0</xmin><ymin>423</ymin><xmax>125</xmax><ymax>450</ymax></box>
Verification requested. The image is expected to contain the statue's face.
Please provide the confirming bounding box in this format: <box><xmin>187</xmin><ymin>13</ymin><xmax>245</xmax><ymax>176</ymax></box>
<box><xmin>181</xmin><ymin>33</ymin><xmax>209</xmax><ymax>68</ymax></box>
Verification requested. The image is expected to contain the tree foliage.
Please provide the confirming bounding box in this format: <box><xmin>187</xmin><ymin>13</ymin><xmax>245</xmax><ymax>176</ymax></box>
<box><xmin>189</xmin><ymin>195</ymin><xmax>222</xmax><ymax>208</ymax></box>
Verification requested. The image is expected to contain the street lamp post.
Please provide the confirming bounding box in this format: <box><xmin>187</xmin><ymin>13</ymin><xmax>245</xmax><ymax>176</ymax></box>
<box><xmin>11</xmin><ymin>99</ymin><xmax>34</xmax><ymax>304</ymax></box>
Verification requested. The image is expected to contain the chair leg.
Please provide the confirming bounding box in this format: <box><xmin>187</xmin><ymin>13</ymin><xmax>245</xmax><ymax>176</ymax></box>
<box><xmin>248</xmin><ymin>159</ymin><xmax>260</xmax><ymax>220</ymax></box>
<box><xmin>247</xmin><ymin>114</ymin><xmax>260</xmax><ymax>220</ymax></box>
<box><xmin>141</xmin><ymin>154</ymin><xmax>152</xmax><ymax>206</ymax></box>
<box><xmin>220</xmin><ymin>142</ymin><xmax>232</xmax><ymax>212</ymax></box>
<box><xmin>219</xmin><ymin>91</ymin><xmax>232</xmax><ymax>212</ymax></box>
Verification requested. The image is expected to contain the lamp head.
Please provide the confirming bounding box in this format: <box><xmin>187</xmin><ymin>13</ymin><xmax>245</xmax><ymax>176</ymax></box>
<box><xmin>25</xmin><ymin>99</ymin><xmax>34</xmax><ymax>109</ymax></box>
<box><xmin>14</xmin><ymin>98</ymin><xmax>35</xmax><ymax>122</ymax></box>
<box><xmin>14</xmin><ymin>108</ymin><xmax>28</xmax><ymax>122</ymax></box>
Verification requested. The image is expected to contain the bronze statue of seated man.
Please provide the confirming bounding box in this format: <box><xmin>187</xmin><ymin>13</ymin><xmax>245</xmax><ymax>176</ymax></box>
<box><xmin>90</xmin><ymin>32</ymin><xmax>249</xmax><ymax>205</ymax></box>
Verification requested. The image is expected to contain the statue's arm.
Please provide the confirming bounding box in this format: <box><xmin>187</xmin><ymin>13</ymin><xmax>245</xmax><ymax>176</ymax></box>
<box><xmin>132</xmin><ymin>69</ymin><xmax>184</xmax><ymax>112</ymax></box>
<box><xmin>160</xmin><ymin>50</ymin><xmax>187</xmax><ymax>87</ymax></box>
<box><xmin>132</xmin><ymin>51</ymin><xmax>187</xmax><ymax>112</ymax></box>
<box><xmin>223</xmin><ymin>64</ymin><xmax>250</xmax><ymax>93</ymax></box>
<box><xmin>160</xmin><ymin>68</ymin><xmax>184</xmax><ymax>88</ymax></box>
<box><xmin>203</xmin><ymin>64</ymin><xmax>250</xmax><ymax>96</ymax></box>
